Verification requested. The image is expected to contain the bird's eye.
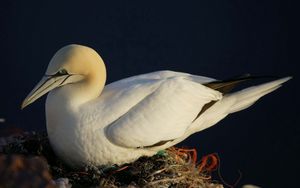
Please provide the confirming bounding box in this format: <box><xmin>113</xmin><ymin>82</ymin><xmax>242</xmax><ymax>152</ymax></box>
<box><xmin>58</xmin><ymin>69</ymin><xmax>68</xmax><ymax>75</ymax></box>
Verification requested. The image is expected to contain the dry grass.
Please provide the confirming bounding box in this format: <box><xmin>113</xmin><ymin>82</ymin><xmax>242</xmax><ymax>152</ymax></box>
<box><xmin>98</xmin><ymin>147</ymin><xmax>223</xmax><ymax>188</ymax></box>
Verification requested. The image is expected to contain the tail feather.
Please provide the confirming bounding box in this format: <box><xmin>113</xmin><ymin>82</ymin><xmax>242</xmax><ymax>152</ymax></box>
<box><xmin>188</xmin><ymin>76</ymin><xmax>291</xmax><ymax>134</ymax></box>
<box><xmin>227</xmin><ymin>77</ymin><xmax>291</xmax><ymax>113</ymax></box>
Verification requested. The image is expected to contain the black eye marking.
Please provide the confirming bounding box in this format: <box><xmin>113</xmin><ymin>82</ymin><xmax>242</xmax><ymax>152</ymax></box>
<box><xmin>45</xmin><ymin>69</ymin><xmax>71</xmax><ymax>77</ymax></box>
<box><xmin>57</xmin><ymin>69</ymin><xmax>68</xmax><ymax>75</ymax></box>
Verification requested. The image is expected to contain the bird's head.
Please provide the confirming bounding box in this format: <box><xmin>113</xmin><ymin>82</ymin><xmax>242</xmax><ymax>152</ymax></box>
<box><xmin>21</xmin><ymin>44</ymin><xmax>106</xmax><ymax>109</ymax></box>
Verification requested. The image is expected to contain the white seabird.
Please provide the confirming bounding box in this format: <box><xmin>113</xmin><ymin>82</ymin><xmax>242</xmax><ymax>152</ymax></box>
<box><xmin>21</xmin><ymin>44</ymin><xmax>291</xmax><ymax>167</ymax></box>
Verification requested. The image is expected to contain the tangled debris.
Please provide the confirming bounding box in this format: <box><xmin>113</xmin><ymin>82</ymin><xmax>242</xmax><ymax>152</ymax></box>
<box><xmin>0</xmin><ymin>131</ymin><xmax>223</xmax><ymax>187</ymax></box>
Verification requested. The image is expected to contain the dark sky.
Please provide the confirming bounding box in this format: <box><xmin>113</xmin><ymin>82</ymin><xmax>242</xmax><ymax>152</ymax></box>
<box><xmin>0</xmin><ymin>1</ymin><xmax>299</xmax><ymax>187</ymax></box>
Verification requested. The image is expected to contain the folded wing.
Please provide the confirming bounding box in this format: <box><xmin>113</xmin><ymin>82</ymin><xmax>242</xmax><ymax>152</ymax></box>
<box><xmin>104</xmin><ymin>76</ymin><xmax>222</xmax><ymax>148</ymax></box>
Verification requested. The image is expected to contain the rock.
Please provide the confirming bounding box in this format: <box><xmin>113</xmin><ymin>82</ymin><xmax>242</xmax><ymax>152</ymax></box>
<box><xmin>0</xmin><ymin>154</ymin><xmax>55</xmax><ymax>188</ymax></box>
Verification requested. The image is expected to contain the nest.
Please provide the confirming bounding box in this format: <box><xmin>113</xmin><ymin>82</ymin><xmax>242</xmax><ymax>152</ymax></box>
<box><xmin>0</xmin><ymin>131</ymin><xmax>223</xmax><ymax>188</ymax></box>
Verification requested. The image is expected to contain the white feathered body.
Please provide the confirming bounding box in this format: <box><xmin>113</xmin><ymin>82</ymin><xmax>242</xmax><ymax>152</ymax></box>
<box><xmin>45</xmin><ymin>70</ymin><xmax>289</xmax><ymax>167</ymax></box>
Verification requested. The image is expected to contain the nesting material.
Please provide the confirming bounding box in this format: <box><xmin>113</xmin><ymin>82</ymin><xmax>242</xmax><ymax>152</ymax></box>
<box><xmin>0</xmin><ymin>131</ymin><xmax>223</xmax><ymax>187</ymax></box>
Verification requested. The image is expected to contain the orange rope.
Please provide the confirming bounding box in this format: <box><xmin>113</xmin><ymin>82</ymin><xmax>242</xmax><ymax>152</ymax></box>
<box><xmin>198</xmin><ymin>153</ymin><xmax>219</xmax><ymax>173</ymax></box>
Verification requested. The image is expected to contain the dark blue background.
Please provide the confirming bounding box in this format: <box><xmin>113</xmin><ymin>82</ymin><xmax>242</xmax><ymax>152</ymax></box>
<box><xmin>1</xmin><ymin>1</ymin><xmax>299</xmax><ymax>187</ymax></box>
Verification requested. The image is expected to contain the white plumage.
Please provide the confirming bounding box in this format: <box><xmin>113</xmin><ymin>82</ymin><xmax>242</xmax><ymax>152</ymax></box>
<box><xmin>22</xmin><ymin>44</ymin><xmax>291</xmax><ymax>167</ymax></box>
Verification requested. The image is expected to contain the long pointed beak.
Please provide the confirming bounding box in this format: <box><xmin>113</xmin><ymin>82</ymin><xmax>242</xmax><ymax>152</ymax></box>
<box><xmin>21</xmin><ymin>75</ymin><xmax>70</xmax><ymax>109</ymax></box>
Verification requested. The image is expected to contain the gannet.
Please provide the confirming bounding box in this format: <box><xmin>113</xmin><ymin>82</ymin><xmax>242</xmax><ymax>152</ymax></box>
<box><xmin>21</xmin><ymin>44</ymin><xmax>291</xmax><ymax>167</ymax></box>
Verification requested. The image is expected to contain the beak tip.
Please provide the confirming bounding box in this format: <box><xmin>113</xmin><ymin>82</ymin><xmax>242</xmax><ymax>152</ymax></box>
<box><xmin>21</xmin><ymin>101</ymin><xmax>28</xmax><ymax>110</ymax></box>
<box><xmin>21</xmin><ymin>75</ymin><xmax>63</xmax><ymax>110</ymax></box>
